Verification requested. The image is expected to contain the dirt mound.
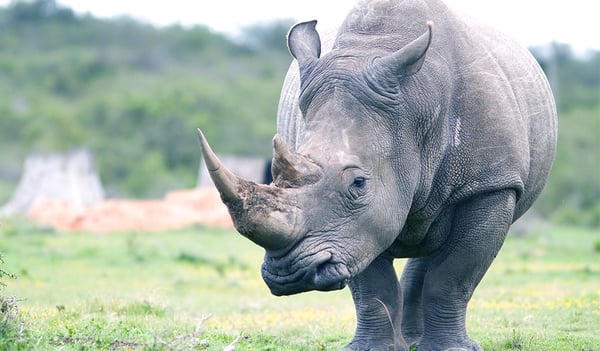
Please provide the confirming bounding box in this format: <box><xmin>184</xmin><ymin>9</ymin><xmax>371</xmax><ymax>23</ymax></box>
<box><xmin>1</xmin><ymin>149</ymin><xmax>104</xmax><ymax>217</ymax></box>
<box><xmin>28</xmin><ymin>188</ymin><xmax>233</xmax><ymax>232</ymax></box>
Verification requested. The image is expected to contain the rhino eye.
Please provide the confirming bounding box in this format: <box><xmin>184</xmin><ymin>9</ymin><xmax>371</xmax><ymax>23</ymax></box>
<box><xmin>352</xmin><ymin>176</ymin><xmax>366</xmax><ymax>188</ymax></box>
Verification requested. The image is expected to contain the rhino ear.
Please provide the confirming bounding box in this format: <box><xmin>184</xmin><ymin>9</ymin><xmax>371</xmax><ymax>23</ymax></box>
<box><xmin>368</xmin><ymin>21</ymin><xmax>433</xmax><ymax>87</ymax></box>
<box><xmin>287</xmin><ymin>20</ymin><xmax>321</xmax><ymax>66</ymax></box>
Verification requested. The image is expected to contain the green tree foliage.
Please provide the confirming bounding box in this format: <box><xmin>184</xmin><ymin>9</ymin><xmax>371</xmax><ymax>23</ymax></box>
<box><xmin>531</xmin><ymin>45</ymin><xmax>600</xmax><ymax>227</ymax></box>
<box><xmin>0</xmin><ymin>1</ymin><xmax>597</xmax><ymax>227</ymax></box>
<box><xmin>0</xmin><ymin>0</ymin><xmax>293</xmax><ymax>198</ymax></box>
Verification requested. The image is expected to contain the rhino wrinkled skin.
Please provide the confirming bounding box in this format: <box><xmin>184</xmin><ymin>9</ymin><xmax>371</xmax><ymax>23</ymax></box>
<box><xmin>198</xmin><ymin>0</ymin><xmax>557</xmax><ymax>350</ymax></box>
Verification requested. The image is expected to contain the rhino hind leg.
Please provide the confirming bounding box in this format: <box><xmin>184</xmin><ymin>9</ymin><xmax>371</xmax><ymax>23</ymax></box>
<box><xmin>345</xmin><ymin>254</ymin><xmax>407</xmax><ymax>351</ymax></box>
<box><xmin>414</xmin><ymin>189</ymin><xmax>516</xmax><ymax>351</ymax></box>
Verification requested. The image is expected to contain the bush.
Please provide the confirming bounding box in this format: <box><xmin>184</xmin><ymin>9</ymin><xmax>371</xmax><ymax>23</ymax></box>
<box><xmin>1</xmin><ymin>253</ymin><xmax>27</xmax><ymax>350</ymax></box>
<box><xmin>0</xmin><ymin>253</ymin><xmax>16</xmax><ymax>290</ymax></box>
<box><xmin>554</xmin><ymin>203</ymin><xmax>600</xmax><ymax>229</ymax></box>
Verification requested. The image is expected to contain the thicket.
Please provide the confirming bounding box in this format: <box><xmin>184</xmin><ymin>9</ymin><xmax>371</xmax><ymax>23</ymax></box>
<box><xmin>1</xmin><ymin>252</ymin><xmax>24</xmax><ymax>349</ymax></box>
<box><xmin>531</xmin><ymin>44</ymin><xmax>600</xmax><ymax>227</ymax></box>
<box><xmin>0</xmin><ymin>0</ymin><xmax>293</xmax><ymax>198</ymax></box>
<box><xmin>0</xmin><ymin>0</ymin><xmax>597</xmax><ymax>226</ymax></box>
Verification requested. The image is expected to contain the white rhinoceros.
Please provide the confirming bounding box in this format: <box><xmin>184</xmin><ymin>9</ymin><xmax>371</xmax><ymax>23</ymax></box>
<box><xmin>198</xmin><ymin>0</ymin><xmax>557</xmax><ymax>349</ymax></box>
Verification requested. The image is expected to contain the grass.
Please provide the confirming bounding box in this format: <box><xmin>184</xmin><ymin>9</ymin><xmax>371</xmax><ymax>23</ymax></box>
<box><xmin>0</xmin><ymin>219</ymin><xmax>599</xmax><ymax>350</ymax></box>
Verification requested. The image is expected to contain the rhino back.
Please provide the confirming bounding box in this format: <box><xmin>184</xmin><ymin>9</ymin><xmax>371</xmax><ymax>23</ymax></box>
<box><xmin>277</xmin><ymin>0</ymin><xmax>557</xmax><ymax>220</ymax></box>
<box><xmin>429</xmin><ymin>9</ymin><xmax>557</xmax><ymax>220</ymax></box>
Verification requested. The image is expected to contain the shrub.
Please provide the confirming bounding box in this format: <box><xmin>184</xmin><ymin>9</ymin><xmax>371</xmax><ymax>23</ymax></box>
<box><xmin>554</xmin><ymin>204</ymin><xmax>600</xmax><ymax>229</ymax></box>
<box><xmin>1</xmin><ymin>253</ymin><xmax>27</xmax><ymax>349</ymax></box>
<box><xmin>0</xmin><ymin>253</ymin><xmax>16</xmax><ymax>290</ymax></box>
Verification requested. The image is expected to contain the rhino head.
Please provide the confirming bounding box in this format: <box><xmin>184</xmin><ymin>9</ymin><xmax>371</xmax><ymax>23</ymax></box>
<box><xmin>198</xmin><ymin>20</ymin><xmax>433</xmax><ymax>296</ymax></box>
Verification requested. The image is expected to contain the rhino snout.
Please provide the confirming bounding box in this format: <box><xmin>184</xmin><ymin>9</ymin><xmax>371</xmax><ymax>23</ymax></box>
<box><xmin>261</xmin><ymin>250</ymin><xmax>351</xmax><ymax>296</ymax></box>
<box><xmin>197</xmin><ymin>129</ymin><xmax>306</xmax><ymax>251</ymax></box>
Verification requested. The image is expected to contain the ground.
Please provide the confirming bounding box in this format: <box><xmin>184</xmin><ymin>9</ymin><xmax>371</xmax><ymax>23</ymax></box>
<box><xmin>1</xmin><ymin>221</ymin><xmax>598</xmax><ymax>350</ymax></box>
<box><xmin>27</xmin><ymin>187</ymin><xmax>233</xmax><ymax>232</ymax></box>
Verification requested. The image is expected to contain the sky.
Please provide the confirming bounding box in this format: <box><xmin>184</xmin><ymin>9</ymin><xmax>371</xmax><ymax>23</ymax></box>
<box><xmin>2</xmin><ymin>0</ymin><xmax>599</xmax><ymax>54</ymax></box>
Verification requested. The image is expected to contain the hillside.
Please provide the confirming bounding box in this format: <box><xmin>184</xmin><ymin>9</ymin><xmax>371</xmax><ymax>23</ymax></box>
<box><xmin>0</xmin><ymin>0</ymin><xmax>598</xmax><ymax>226</ymax></box>
<box><xmin>0</xmin><ymin>0</ymin><xmax>293</xmax><ymax>198</ymax></box>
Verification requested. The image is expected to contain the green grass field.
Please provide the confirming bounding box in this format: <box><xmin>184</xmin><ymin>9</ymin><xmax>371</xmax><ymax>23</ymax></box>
<box><xmin>1</xmin><ymin>220</ymin><xmax>599</xmax><ymax>350</ymax></box>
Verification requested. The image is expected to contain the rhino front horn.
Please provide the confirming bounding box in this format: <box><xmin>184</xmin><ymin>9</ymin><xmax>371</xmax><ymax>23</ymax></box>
<box><xmin>196</xmin><ymin>129</ymin><xmax>303</xmax><ymax>251</ymax></box>
<box><xmin>196</xmin><ymin>129</ymin><xmax>241</xmax><ymax>202</ymax></box>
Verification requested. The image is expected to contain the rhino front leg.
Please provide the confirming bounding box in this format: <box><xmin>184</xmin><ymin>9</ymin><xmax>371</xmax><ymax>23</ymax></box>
<box><xmin>417</xmin><ymin>190</ymin><xmax>516</xmax><ymax>351</ymax></box>
<box><xmin>399</xmin><ymin>257</ymin><xmax>430</xmax><ymax>347</ymax></box>
<box><xmin>345</xmin><ymin>254</ymin><xmax>407</xmax><ymax>351</ymax></box>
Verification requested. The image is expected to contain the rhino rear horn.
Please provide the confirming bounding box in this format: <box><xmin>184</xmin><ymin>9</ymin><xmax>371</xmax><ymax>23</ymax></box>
<box><xmin>271</xmin><ymin>135</ymin><xmax>323</xmax><ymax>188</ymax></box>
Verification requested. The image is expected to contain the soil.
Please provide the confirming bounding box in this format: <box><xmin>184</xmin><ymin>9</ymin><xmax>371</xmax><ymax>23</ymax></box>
<box><xmin>28</xmin><ymin>188</ymin><xmax>233</xmax><ymax>233</ymax></box>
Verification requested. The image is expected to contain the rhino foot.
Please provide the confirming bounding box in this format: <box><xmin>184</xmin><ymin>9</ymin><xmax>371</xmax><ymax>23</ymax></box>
<box><xmin>342</xmin><ymin>340</ymin><xmax>408</xmax><ymax>351</ymax></box>
<box><xmin>416</xmin><ymin>337</ymin><xmax>483</xmax><ymax>351</ymax></box>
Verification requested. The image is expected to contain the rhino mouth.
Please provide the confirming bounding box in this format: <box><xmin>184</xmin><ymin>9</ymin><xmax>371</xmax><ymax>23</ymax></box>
<box><xmin>261</xmin><ymin>250</ymin><xmax>351</xmax><ymax>296</ymax></box>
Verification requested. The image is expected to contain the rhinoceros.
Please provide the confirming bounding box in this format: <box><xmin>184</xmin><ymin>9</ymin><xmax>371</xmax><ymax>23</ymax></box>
<box><xmin>197</xmin><ymin>0</ymin><xmax>557</xmax><ymax>349</ymax></box>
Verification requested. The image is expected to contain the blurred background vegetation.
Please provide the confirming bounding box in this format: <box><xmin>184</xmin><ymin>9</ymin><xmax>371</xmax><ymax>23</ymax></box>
<box><xmin>0</xmin><ymin>0</ymin><xmax>598</xmax><ymax>226</ymax></box>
